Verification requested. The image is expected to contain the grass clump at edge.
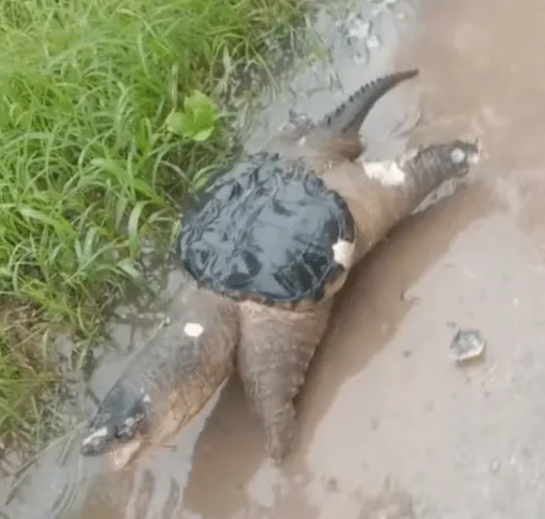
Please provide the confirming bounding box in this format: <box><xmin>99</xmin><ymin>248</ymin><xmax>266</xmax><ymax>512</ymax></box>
<box><xmin>0</xmin><ymin>0</ymin><xmax>305</xmax><ymax>452</ymax></box>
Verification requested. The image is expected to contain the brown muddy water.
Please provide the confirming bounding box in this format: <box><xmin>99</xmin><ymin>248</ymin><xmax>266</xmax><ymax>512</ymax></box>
<box><xmin>4</xmin><ymin>0</ymin><xmax>545</xmax><ymax>517</ymax></box>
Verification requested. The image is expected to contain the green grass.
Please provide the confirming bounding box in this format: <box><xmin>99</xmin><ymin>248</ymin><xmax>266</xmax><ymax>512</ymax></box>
<box><xmin>0</xmin><ymin>0</ymin><xmax>305</xmax><ymax>452</ymax></box>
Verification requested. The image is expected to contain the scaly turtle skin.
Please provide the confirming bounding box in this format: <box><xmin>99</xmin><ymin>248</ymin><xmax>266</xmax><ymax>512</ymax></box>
<box><xmin>80</xmin><ymin>69</ymin><xmax>481</xmax><ymax>467</ymax></box>
<box><xmin>80</xmin><ymin>277</ymin><xmax>239</xmax><ymax>467</ymax></box>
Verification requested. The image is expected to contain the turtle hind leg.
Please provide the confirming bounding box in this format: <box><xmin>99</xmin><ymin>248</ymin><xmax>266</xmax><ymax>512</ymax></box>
<box><xmin>237</xmin><ymin>298</ymin><xmax>334</xmax><ymax>461</ymax></box>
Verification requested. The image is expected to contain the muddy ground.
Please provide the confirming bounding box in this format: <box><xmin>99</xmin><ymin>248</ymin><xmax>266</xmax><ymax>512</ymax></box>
<box><xmin>3</xmin><ymin>0</ymin><xmax>545</xmax><ymax>517</ymax></box>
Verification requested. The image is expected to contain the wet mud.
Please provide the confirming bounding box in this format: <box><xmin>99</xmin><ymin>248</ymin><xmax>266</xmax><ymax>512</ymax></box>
<box><xmin>4</xmin><ymin>0</ymin><xmax>545</xmax><ymax>517</ymax></box>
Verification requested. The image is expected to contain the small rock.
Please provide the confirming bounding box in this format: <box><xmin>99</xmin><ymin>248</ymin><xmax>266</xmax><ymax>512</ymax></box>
<box><xmin>348</xmin><ymin>20</ymin><xmax>371</xmax><ymax>40</ymax></box>
<box><xmin>287</xmin><ymin>109</ymin><xmax>314</xmax><ymax>130</ymax></box>
<box><xmin>450</xmin><ymin>328</ymin><xmax>487</xmax><ymax>363</ymax></box>
<box><xmin>366</xmin><ymin>35</ymin><xmax>381</xmax><ymax>49</ymax></box>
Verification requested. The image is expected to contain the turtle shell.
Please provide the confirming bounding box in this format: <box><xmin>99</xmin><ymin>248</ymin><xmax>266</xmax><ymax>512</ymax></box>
<box><xmin>176</xmin><ymin>152</ymin><xmax>355</xmax><ymax>309</ymax></box>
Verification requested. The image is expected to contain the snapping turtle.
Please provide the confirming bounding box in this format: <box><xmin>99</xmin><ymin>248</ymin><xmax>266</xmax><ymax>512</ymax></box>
<box><xmin>80</xmin><ymin>69</ymin><xmax>481</xmax><ymax>468</ymax></box>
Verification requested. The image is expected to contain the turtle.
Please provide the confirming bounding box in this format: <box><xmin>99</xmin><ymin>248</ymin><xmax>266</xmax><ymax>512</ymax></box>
<box><xmin>80</xmin><ymin>68</ymin><xmax>481</xmax><ymax>469</ymax></box>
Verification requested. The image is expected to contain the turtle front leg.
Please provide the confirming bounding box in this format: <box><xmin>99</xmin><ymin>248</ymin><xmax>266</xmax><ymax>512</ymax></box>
<box><xmin>237</xmin><ymin>298</ymin><xmax>334</xmax><ymax>462</ymax></box>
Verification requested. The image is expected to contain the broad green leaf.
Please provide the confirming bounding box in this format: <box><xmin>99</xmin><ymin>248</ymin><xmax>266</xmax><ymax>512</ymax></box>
<box><xmin>192</xmin><ymin>127</ymin><xmax>214</xmax><ymax>142</ymax></box>
<box><xmin>184</xmin><ymin>90</ymin><xmax>216</xmax><ymax>114</ymax></box>
<box><xmin>165</xmin><ymin>111</ymin><xmax>185</xmax><ymax>137</ymax></box>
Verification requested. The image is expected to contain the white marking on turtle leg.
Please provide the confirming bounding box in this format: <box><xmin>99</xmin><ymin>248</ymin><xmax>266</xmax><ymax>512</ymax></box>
<box><xmin>81</xmin><ymin>426</ymin><xmax>109</xmax><ymax>447</ymax></box>
<box><xmin>184</xmin><ymin>322</ymin><xmax>204</xmax><ymax>337</ymax></box>
<box><xmin>332</xmin><ymin>239</ymin><xmax>356</xmax><ymax>269</ymax></box>
<box><xmin>360</xmin><ymin>157</ymin><xmax>407</xmax><ymax>186</ymax></box>
<box><xmin>140</xmin><ymin>388</ymin><xmax>152</xmax><ymax>403</ymax></box>
<box><xmin>450</xmin><ymin>148</ymin><xmax>466</xmax><ymax>163</ymax></box>
<box><xmin>451</xmin><ymin>146</ymin><xmax>481</xmax><ymax>165</ymax></box>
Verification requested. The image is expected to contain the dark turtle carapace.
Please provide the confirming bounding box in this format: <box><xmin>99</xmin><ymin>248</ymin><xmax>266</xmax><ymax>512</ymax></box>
<box><xmin>80</xmin><ymin>69</ymin><xmax>481</xmax><ymax>468</ymax></box>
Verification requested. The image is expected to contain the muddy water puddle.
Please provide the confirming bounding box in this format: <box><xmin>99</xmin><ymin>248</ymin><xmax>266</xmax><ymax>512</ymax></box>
<box><xmin>5</xmin><ymin>0</ymin><xmax>545</xmax><ymax>517</ymax></box>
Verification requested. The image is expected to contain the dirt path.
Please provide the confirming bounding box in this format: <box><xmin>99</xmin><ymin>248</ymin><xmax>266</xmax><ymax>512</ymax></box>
<box><xmin>4</xmin><ymin>0</ymin><xmax>545</xmax><ymax>517</ymax></box>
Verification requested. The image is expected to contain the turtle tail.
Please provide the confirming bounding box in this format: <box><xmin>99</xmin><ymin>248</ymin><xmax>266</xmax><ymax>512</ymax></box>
<box><xmin>303</xmin><ymin>69</ymin><xmax>419</xmax><ymax>157</ymax></box>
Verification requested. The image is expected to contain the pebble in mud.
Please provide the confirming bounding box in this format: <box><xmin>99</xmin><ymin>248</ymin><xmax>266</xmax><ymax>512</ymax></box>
<box><xmin>287</xmin><ymin>108</ymin><xmax>313</xmax><ymax>128</ymax></box>
<box><xmin>449</xmin><ymin>328</ymin><xmax>487</xmax><ymax>363</ymax></box>
<box><xmin>278</xmin><ymin>109</ymin><xmax>315</xmax><ymax>136</ymax></box>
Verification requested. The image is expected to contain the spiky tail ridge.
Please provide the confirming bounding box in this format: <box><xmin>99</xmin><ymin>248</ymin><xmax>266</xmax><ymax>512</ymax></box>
<box><xmin>307</xmin><ymin>68</ymin><xmax>420</xmax><ymax>145</ymax></box>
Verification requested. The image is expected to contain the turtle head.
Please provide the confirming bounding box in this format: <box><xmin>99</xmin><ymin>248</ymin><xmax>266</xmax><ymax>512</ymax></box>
<box><xmin>80</xmin><ymin>382</ymin><xmax>151</xmax><ymax>469</ymax></box>
<box><xmin>446</xmin><ymin>138</ymin><xmax>481</xmax><ymax>177</ymax></box>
